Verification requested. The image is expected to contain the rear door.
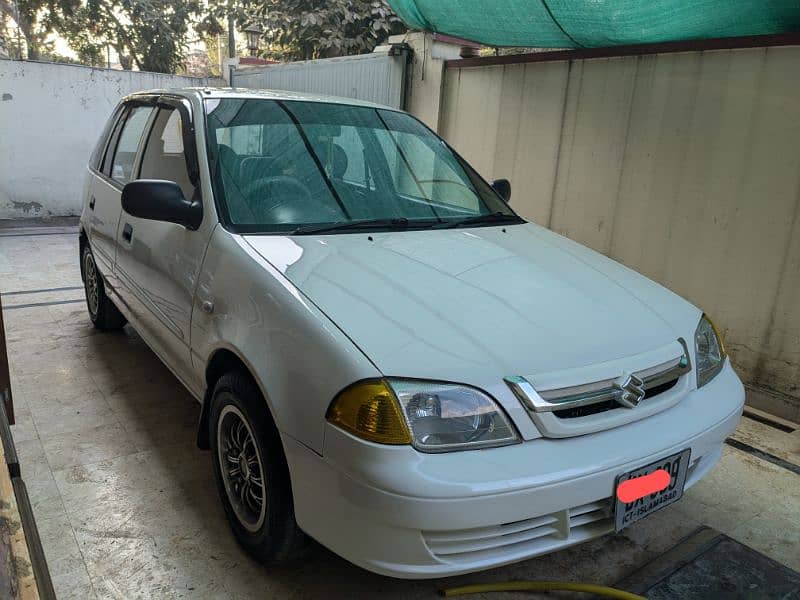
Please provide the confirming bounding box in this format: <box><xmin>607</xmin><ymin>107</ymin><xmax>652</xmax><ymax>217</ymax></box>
<box><xmin>114</xmin><ymin>96</ymin><xmax>213</xmax><ymax>388</ymax></box>
<box><xmin>86</xmin><ymin>102</ymin><xmax>155</xmax><ymax>278</ymax></box>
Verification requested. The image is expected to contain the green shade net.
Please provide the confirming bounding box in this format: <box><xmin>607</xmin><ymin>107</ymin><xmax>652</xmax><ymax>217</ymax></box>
<box><xmin>387</xmin><ymin>0</ymin><xmax>800</xmax><ymax>48</ymax></box>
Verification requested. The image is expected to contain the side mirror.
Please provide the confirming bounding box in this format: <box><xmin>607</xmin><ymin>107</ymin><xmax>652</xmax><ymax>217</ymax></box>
<box><xmin>122</xmin><ymin>180</ymin><xmax>202</xmax><ymax>230</ymax></box>
<box><xmin>492</xmin><ymin>178</ymin><xmax>511</xmax><ymax>203</ymax></box>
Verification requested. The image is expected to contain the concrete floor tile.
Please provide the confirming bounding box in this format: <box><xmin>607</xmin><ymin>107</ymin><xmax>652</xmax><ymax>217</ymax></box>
<box><xmin>34</xmin><ymin>409</ymin><xmax>120</xmax><ymax>439</ymax></box>
<box><xmin>66</xmin><ymin>481</ymin><xmax>227</xmax><ymax>544</ymax></box>
<box><xmin>729</xmin><ymin>511</ymin><xmax>800</xmax><ymax>572</ymax></box>
<box><xmin>28</xmin><ymin>389</ymin><xmax>118</xmax><ymax>436</ymax></box>
<box><xmin>2</xmin><ymin>305</ymin><xmax>59</xmax><ymax>328</ymax></box>
<box><xmin>57</xmin><ymin>320</ymin><xmax>116</xmax><ymax>342</ymax></box>
<box><xmin>76</xmin><ymin>531</ymin><xmax>209</xmax><ymax>600</ymax></box>
<box><xmin>8</xmin><ymin>391</ymin><xmax>32</xmax><ymax>417</ymax></box>
<box><xmin>87</xmin><ymin>356</ymin><xmax>184</xmax><ymax>401</ymax></box>
<box><xmin>52</xmin><ymin>445</ymin><xmax>209</xmax><ymax>517</ymax></box>
<box><xmin>693</xmin><ymin>447</ymin><xmax>797</xmax><ymax>505</ymax></box>
<box><xmin>120</xmin><ymin>407</ymin><xmax>200</xmax><ymax>453</ymax></box>
<box><xmin>106</xmin><ymin>377</ymin><xmax>199</xmax><ymax>450</ymax></box>
<box><xmin>36</xmin><ymin>510</ymin><xmax>88</xmax><ymax>577</ymax></box>
<box><xmin>25</xmin><ymin>381</ymin><xmax>106</xmax><ymax>409</ymax></box>
<box><xmin>13</xmin><ymin>440</ymin><xmax>68</xmax><ymax>523</ymax></box>
<box><xmin>9</xmin><ymin>411</ymin><xmax>39</xmax><ymax>442</ymax></box>
<box><xmin>13</xmin><ymin>370</ymin><xmax>98</xmax><ymax>403</ymax></box>
<box><xmin>3</xmin><ymin>290</ymin><xmax>84</xmax><ymax>312</ymax></box>
<box><xmin>26</xmin><ymin>490</ymin><xmax>67</xmax><ymax>524</ymax></box>
<box><xmin>50</xmin><ymin>568</ymin><xmax>97</xmax><ymax>600</ymax></box>
<box><xmin>10</xmin><ymin>333</ymin><xmax>84</xmax><ymax>356</ymax></box>
<box><xmin>672</xmin><ymin>449</ymin><xmax>787</xmax><ymax>535</ymax></box>
<box><xmin>15</xmin><ymin>437</ymin><xmax>52</xmax><ymax>480</ymax></box>
<box><xmin>730</xmin><ymin>415</ymin><xmax>800</xmax><ymax>465</ymax></box>
<box><xmin>40</xmin><ymin>422</ymin><xmax>139</xmax><ymax>471</ymax></box>
<box><xmin>10</xmin><ymin>355</ymin><xmax>85</xmax><ymax>381</ymax></box>
<box><xmin>4</xmin><ymin>323</ymin><xmax>59</xmax><ymax>347</ymax></box>
<box><xmin>101</xmin><ymin>373</ymin><xmax>194</xmax><ymax>407</ymax></box>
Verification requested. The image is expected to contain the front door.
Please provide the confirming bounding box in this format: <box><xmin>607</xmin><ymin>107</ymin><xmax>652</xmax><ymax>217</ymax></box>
<box><xmin>114</xmin><ymin>99</ymin><xmax>213</xmax><ymax>390</ymax></box>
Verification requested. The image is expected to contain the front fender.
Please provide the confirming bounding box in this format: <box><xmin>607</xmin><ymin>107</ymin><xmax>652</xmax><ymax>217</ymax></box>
<box><xmin>190</xmin><ymin>227</ymin><xmax>381</xmax><ymax>453</ymax></box>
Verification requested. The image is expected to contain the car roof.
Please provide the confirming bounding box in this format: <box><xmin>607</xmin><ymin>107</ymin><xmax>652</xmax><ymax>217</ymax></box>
<box><xmin>124</xmin><ymin>87</ymin><xmax>397</xmax><ymax>111</ymax></box>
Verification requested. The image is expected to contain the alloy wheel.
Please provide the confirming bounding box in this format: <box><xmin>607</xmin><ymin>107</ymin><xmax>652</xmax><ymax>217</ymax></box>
<box><xmin>217</xmin><ymin>403</ymin><xmax>267</xmax><ymax>532</ymax></box>
<box><xmin>83</xmin><ymin>252</ymin><xmax>100</xmax><ymax>317</ymax></box>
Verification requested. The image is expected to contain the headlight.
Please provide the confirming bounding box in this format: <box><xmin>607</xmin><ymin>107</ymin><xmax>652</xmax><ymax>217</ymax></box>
<box><xmin>389</xmin><ymin>379</ymin><xmax>519</xmax><ymax>452</ymax></box>
<box><xmin>326</xmin><ymin>379</ymin><xmax>519</xmax><ymax>452</ymax></box>
<box><xmin>695</xmin><ymin>314</ymin><xmax>726</xmax><ymax>388</ymax></box>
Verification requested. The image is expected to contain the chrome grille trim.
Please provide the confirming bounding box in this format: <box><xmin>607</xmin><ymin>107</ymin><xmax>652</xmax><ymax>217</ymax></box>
<box><xmin>505</xmin><ymin>338</ymin><xmax>692</xmax><ymax>414</ymax></box>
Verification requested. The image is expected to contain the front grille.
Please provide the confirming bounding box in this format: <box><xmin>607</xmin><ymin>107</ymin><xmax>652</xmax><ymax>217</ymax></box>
<box><xmin>423</xmin><ymin>499</ymin><xmax>613</xmax><ymax>564</ymax></box>
<box><xmin>554</xmin><ymin>376</ymin><xmax>679</xmax><ymax>419</ymax></box>
<box><xmin>505</xmin><ymin>338</ymin><xmax>693</xmax><ymax>437</ymax></box>
<box><xmin>507</xmin><ymin>339</ymin><xmax>691</xmax><ymax>417</ymax></box>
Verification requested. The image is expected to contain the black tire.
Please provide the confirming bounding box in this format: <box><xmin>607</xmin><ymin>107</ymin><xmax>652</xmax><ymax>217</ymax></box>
<box><xmin>209</xmin><ymin>371</ymin><xmax>309</xmax><ymax>564</ymax></box>
<box><xmin>81</xmin><ymin>244</ymin><xmax>126</xmax><ymax>331</ymax></box>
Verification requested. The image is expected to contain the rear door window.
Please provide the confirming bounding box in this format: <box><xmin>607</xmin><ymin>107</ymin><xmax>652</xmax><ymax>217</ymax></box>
<box><xmin>110</xmin><ymin>106</ymin><xmax>153</xmax><ymax>185</ymax></box>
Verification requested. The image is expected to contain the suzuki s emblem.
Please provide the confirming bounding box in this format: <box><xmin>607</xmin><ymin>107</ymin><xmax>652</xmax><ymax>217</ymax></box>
<box><xmin>616</xmin><ymin>373</ymin><xmax>645</xmax><ymax>408</ymax></box>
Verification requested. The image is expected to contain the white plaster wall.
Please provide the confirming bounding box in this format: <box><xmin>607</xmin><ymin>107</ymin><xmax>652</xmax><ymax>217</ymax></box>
<box><xmin>0</xmin><ymin>60</ymin><xmax>215</xmax><ymax>218</ymax></box>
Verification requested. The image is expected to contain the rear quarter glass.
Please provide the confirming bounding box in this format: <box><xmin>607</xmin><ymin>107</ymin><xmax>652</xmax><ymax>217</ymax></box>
<box><xmin>91</xmin><ymin>104</ymin><xmax>125</xmax><ymax>170</ymax></box>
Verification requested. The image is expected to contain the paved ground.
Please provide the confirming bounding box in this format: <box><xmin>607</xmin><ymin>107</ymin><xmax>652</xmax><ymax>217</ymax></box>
<box><xmin>1</xmin><ymin>225</ymin><xmax>799</xmax><ymax>599</ymax></box>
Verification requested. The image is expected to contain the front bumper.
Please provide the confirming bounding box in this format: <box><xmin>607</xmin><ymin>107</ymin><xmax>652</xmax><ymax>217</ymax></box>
<box><xmin>284</xmin><ymin>361</ymin><xmax>744</xmax><ymax>579</ymax></box>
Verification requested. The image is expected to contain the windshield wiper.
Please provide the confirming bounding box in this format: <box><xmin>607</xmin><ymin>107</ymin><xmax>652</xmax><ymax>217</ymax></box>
<box><xmin>434</xmin><ymin>212</ymin><xmax>524</xmax><ymax>229</ymax></box>
<box><xmin>291</xmin><ymin>217</ymin><xmax>414</xmax><ymax>235</ymax></box>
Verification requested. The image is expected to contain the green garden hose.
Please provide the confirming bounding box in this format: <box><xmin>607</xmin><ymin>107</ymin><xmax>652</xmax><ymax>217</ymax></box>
<box><xmin>440</xmin><ymin>580</ymin><xmax>645</xmax><ymax>599</ymax></box>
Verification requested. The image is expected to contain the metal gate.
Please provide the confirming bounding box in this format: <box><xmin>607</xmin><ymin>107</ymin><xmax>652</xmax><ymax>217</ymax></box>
<box><xmin>231</xmin><ymin>46</ymin><xmax>410</xmax><ymax>109</ymax></box>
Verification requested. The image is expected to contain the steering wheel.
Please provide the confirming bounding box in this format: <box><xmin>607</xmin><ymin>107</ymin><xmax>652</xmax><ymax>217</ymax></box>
<box><xmin>241</xmin><ymin>175</ymin><xmax>342</xmax><ymax>223</ymax></box>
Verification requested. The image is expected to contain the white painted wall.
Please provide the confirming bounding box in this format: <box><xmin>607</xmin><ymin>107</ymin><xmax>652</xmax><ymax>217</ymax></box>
<box><xmin>0</xmin><ymin>60</ymin><xmax>216</xmax><ymax>219</ymax></box>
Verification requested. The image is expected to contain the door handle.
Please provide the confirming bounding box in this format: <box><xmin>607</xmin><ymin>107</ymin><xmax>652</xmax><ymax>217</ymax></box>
<box><xmin>122</xmin><ymin>223</ymin><xmax>133</xmax><ymax>242</ymax></box>
<box><xmin>89</xmin><ymin>196</ymin><xmax>96</xmax><ymax>210</ymax></box>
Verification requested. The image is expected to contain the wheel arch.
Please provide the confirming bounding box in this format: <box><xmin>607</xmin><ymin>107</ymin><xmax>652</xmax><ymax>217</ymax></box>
<box><xmin>79</xmin><ymin>228</ymin><xmax>88</xmax><ymax>282</ymax></box>
<box><xmin>197</xmin><ymin>345</ymin><xmax>276</xmax><ymax>450</ymax></box>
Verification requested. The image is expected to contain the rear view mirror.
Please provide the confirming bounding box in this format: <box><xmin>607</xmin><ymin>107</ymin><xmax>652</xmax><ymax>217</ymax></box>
<box><xmin>122</xmin><ymin>180</ymin><xmax>202</xmax><ymax>230</ymax></box>
<box><xmin>492</xmin><ymin>179</ymin><xmax>511</xmax><ymax>203</ymax></box>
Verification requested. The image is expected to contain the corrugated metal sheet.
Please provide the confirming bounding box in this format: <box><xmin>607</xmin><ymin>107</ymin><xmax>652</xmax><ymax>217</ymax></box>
<box><xmin>232</xmin><ymin>51</ymin><xmax>408</xmax><ymax>109</ymax></box>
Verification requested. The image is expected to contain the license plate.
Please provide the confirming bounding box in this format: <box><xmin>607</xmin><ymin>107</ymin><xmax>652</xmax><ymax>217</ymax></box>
<box><xmin>614</xmin><ymin>448</ymin><xmax>691</xmax><ymax>532</ymax></box>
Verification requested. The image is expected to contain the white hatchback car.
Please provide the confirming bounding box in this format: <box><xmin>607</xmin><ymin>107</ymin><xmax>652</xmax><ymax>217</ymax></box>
<box><xmin>79</xmin><ymin>88</ymin><xmax>744</xmax><ymax>578</ymax></box>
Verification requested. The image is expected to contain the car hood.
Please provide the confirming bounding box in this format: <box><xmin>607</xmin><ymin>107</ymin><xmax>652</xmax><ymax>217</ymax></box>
<box><xmin>243</xmin><ymin>223</ymin><xmax>699</xmax><ymax>385</ymax></box>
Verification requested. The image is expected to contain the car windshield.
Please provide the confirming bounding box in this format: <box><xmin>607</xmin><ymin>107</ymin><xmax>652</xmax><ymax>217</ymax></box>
<box><xmin>204</xmin><ymin>98</ymin><xmax>523</xmax><ymax>234</ymax></box>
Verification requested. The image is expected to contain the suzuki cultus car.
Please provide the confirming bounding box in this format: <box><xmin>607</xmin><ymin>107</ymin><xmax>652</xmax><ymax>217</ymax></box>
<box><xmin>79</xmin><ymin>88</ymin><xmax>744</xmax><ymax>578</ymax></box>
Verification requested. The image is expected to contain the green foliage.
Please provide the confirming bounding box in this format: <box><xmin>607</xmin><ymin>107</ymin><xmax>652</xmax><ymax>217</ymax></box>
<box><xmin>59</xmin><ymin>0</ymin><xmax>201</xmax><ymax>72</ymax></box>
<box><xmin>246</xmin><ymin>0</ymin><xmax>405</xmax><ymax>60</ymax></box>
<box><xmin>0</xmin><ymin>0</ymin><xmax>80</xmax><ymax>59</ymax></box>
<box><xmin>2</xmin><ymin>0</ymin><xmax>406</xmax><ymax>73</ymax></box>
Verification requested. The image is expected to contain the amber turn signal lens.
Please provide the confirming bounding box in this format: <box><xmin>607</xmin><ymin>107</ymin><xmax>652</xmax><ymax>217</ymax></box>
<box><xmin>326</xmin><ymin>380</ymin><xmax>412</xmax><ymax>445</ymax></box>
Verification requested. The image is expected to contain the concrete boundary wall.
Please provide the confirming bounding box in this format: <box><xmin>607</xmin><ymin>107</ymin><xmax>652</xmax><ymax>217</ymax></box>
<box><xmin>0</xmin><ymin>60</ymin><xmax>216</xmax><ymax>219</ymax></box>
<box><xmin>407</xmin><ymin>37</ymin><xmax>800</xmax><ymax>415</ymax></box>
